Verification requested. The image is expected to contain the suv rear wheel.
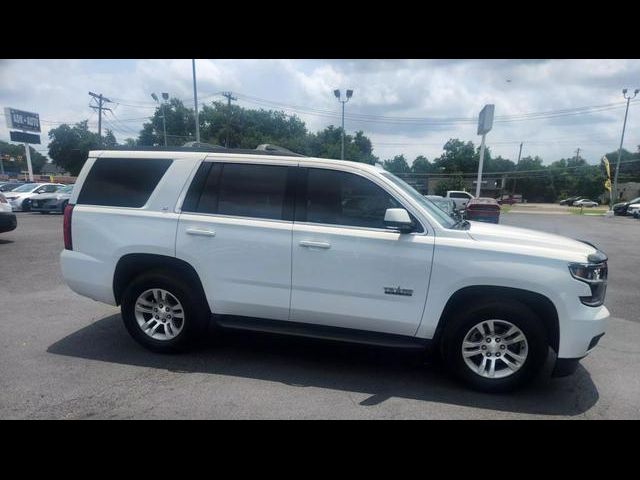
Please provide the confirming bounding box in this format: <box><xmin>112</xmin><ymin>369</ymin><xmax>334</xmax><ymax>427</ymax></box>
<box><xmin>441</xmin><ymin>299</ymin><xmax>548</xmax><ymax>393</ymax></box>
<box><xmin>121</xmin><ymin>270</ymin><xmax>210</xmax><ymax>353</ymax></box>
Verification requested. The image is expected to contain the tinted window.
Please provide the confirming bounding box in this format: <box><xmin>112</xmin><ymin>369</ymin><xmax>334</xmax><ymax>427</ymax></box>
<box><xmin>183</xmin><ymin>162</ymin><xmax>290</xmax><ymax>221</ymax></box>
<box><xmin>302</xmin><ymin>168</ymin><xmax>409</xmax><ymax>230</ymax></box>
<box><xmin>77</xmin><ymin>158</ymin><xmax>172</xmax><ymax>207</ymax></box>
<box><xmin>449</xmin><ymin>192</ymin><xmax>470</xmax><ymax>199</ymax></box>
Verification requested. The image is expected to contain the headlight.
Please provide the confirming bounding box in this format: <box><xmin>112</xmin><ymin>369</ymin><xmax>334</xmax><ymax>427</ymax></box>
<box><xmin>569</xmin><ymin>261</ymin><xmax>608</xmax><ymax>307</ymax></box>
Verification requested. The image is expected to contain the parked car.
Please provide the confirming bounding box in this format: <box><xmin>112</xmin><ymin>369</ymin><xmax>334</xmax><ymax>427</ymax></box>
<box><xmin>445</xmin><ymin>190</ymin><xmax>474</xmax><ymax>210</ymax></box>
<box><xmin>627</xmin><ymin>203</ymin><xmax>640</xmax><ymax>218</ymax></box>
<box><xmin>60</xmin><ymin>147</ymin><xmax>609</xmax><ymax>393</ymax></box>
<box><xmin>559</xmin><ymin>196</ymin><xmax>583</xmax><ymax>206</ymax></box>
<box><xmin>424</xmin><ymin>195</ymin><xmax>459</xmax><ymax>219</ymax></box>
<box><xmin>573</xmin><ymin>199</ymin><xmax>599</xmax><ymax>208</ymax></box>
<box><xmin>0</xmin><ymin>182</ymin><xmax>25</xmax><ymax>192</ymax></box>
<box><xmin>613</xmin><ymin>197</ymin><xmax>640</xmax><ymax>216</ymax></box>
<box><xmin>30</xmin><ymin>184</ymin><xmax>74</xmax><ymax>214</ymax></box>
<box><xmin>464</xmin><ymin>197</ymin><xmax>501</xmax><ymax>223</ymax></box>
<box><xmin>2</xmin><ymin>183</ymin><xmax>65</xmax><ymax>212</ymax></box>
<box><xmin>0</xmin><ymin>193</ymin><xmax>17</xmax><ymax>233</ymax></box>
<box><xmin>497</xmin><ymin>195</ymin><xmax>518</xmax><ymax>206</ymax></box>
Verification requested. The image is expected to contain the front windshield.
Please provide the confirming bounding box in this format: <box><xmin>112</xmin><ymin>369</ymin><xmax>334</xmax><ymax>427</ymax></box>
<box><xmin>13</xmin><ymin>183</ymin><xmax>41</xmax><ymax>193</ymax></box>
<box><xmin>380</xmin><ymin>172</ymin><xmax>457</xmax><ymax>228</ymax></box>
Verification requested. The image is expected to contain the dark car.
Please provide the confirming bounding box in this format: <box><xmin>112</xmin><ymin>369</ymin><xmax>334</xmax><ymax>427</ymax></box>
<box><xmin>613</xmin><ymin>196</ymin><xmax>640</xmax><ymax>216</ymax></box>
<box><xmin>464</xmin><ymin>197</ymin><xmax>501</xmax><ymax>224</ymax></box>
<box><xmin>497</xmin><ymin>196</ymin><xmax>518</xmax><ymax>205</ymax></box>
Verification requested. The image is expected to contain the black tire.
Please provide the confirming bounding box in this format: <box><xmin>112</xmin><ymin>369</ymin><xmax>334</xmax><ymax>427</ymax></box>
<box><xmin>121</xmin><ymin>269</ymin><xmax>210</xmax><ymax>353</ymax></box>
<box><xmin>441</xmin><ymin>299</ymin><xmax>548</xmax><ymax>393</ymax></box>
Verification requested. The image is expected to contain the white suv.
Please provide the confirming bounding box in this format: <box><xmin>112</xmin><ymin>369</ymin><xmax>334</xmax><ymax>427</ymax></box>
<box><xmin>60</xmin><ymin>147</ymin><xmax>609</xmax><ymax>392</ymax></box>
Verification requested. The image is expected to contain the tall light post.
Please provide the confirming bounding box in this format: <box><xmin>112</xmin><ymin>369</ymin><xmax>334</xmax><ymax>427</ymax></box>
<box><xmin>334</xmin><ymin>89</ymin><xmax>353</xmax><ymax>160</ymax></box>
<box><xmin>612</xmin><ymin>88</ymin><xmax>639</xmax><ymax>206</ymax></box>
<box><xmin>192</xmin><ymin>59</ymin><xmax>200</xmax><ymax>143</ymax></box>
<box><xmin>151</xmin><ymin>92</ymin><xmax>169</xmax><ymax>147</ymax></box>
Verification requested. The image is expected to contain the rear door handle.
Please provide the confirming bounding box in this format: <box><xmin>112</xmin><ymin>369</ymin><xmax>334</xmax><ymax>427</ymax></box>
<box><xmin>186</xmin><ymin>227</ymin><xmax>216</xmax><ymax>237</ymax></box>
<box><xmin>299</xmin><ymin>240</ymin><xmax>331</xmax><ymax>249</ymax></box>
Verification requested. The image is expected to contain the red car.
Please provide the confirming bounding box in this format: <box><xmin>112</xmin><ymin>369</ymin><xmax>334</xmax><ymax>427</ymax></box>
<box><xmin>465</xmin><ymin>197</ymin><xmax>501</xmax><ymax>223</ymax></box>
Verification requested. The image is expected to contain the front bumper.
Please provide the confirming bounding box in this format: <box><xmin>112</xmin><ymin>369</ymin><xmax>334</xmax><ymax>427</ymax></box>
<box><xmin>31</xmin><ymin>199</ymin><xmax>63</xmax><ymax>212</ymax></box>
<box><xmin>557</xmin><ymin>303</ymin><xmax>608</xmax><ymax>360</ymax></box>
<box><xmin>0</xmin><ymin>212</ymin><xmax>17</xmax><ymax>232</ymax></box>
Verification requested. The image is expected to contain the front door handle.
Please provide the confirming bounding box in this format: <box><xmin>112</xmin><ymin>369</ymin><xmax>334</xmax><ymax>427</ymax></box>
<box><xmin>299</xmin><ymin>240</ymin><xmax>331</xmax><ymax>249</ymax></box>
<box><xmin>186</xmin><ymin>227</ymin><xmax>216</xmax><ymax>237</ymax></box>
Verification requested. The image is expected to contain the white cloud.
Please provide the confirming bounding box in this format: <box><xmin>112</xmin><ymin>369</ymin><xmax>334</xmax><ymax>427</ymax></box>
<box><xmin>1</xmin><ymin>59</ymin><xmax>638</xmax><ymax>164</ymax></box>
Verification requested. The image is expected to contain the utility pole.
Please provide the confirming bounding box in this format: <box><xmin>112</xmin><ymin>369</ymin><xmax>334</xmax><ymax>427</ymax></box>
<box><xmin>575</xmin><ymin>147</ymin><xmax>580</xmax><ymax>163</ymax></box>
<box><xmin>88</xmin><ymin>92</ymin><xmax>113</xmax><ymax>146</ymax></box>
<box><xmin>192</xmin><ymin>60</ymin><xmax>200</xmax><ymax>143</ymax></box>
<box><xmin>511</xmin><ymin>142</ymin><xmax>523</xmax><ymax>196</ymax></box>
<box><xmin>222</xmin><ymin>91</ymin><xmax>237</xmax><ymax>148</ymax></box>
<box><xmin>612</xmin><ymin>88</ymin><xmax>638</xmax><ymax>205</ymax></box>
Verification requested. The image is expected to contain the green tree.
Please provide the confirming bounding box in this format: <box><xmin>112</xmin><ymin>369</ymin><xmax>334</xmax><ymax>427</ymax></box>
<box><xmin>0</xmin><ymin>140</ymin><xmax>48</xmax><ymax>174</ymax></box>
<box><xmin>412</xmin><ymin>155</ymin><xmax>433</xmax><ymax>174</ymax></box>
<box><xmin>434</xmin><ymin>175</ymin><xmax>466</xmax><ymax>197</ymax></box>
<box><xmin>383</xmin><ymin>154</ymin><xmax>411</xmax><ymax>174</ymax></box>
<box><xmin>138</xmin><ymin>98</ymin><xmax>196</xmax><ymax>146</ymax></box>
<box><xmin>304</xmin><ymin>126</ymin><xmax>378</xmax><ymax>164</ymax></box>
<box><xmin>47</xmin><ymin>120</ymin><xmax>101</xmax><ymax>176</ymax></box>
<box><xmin>434</xmin><ymin>138</ymin><xmax>490</xmax><ymax>173</ymax></box>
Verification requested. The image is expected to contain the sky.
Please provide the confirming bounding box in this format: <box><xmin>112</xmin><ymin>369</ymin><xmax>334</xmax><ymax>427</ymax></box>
<box><xmin>1</xmin><ymin>59</ymin><xmax>639</xmax><ymax>164</ymax></box>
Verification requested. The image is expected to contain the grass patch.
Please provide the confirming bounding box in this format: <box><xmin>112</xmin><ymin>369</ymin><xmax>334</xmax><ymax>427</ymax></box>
<box><xmin>569</xmin><ymin>207</ymin><xmax>608</xmax><ymax>215</ymax></box>
<box><xmin>500</xmin><ymin>205</ymin><xmax>512</xmax><ymax>213</ymax></box>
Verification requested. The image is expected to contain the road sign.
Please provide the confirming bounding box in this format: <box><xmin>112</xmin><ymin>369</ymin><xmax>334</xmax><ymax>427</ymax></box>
<box><xmin>477</xmin><ymin>104</ymin><xmax>495</xmax><ymax>135</ymax></box>
<box><xmin>4</xmin><ymin>107</ymin><xmax>41</xmax><ymax>133</ymax></box>
<box><xmin>10</xmin><ymin>131</ymin><xmax>41</xmax><ymax>144</ymax></box>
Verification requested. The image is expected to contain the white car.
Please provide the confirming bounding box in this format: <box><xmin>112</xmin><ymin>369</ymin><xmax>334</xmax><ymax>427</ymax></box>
<box><xmin>445</xmin><ymin>190</ymin><xmax>474</xmax><ymax>210</ymax></box>
<box><xmin>628</xmin><ymin>203</ymin><xmax>640</xmax><ymax>218</ymax></box>
<box><xmin>0</xmin><ymin>193</ymin><xmax>17</xmax><ymax>233</ymax></box>
<box><xmin>60</xmin><ymin>147</ymin><xmax>609</xmax><ymax>392</ymax></box>
<box><xmin>573</xmin><ymin>199</ymin><xmax>599</xmax><ymax>208</ymax></box>
<box><xmin>3</xmin><ymin>182</ymin><xmax>65</xmax><ymax>212</ymax></box>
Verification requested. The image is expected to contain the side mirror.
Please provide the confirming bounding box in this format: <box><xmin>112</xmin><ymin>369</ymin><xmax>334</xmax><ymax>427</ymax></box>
<box><xmin>384</xmin><ymin>208</ymin><xmax>414</xmax><ymax>233</ymax></box>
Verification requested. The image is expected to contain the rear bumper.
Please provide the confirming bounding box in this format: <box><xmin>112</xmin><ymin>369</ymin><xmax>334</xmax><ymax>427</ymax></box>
<box><xmin>0</xmin><ymin>212</ymin><xmax>17</xmax><ymax>232</ymax></box>
<box><xmin>60</xmin><ymin>249</ymin><xmax>117</xmax><ymax>305</ymax></box>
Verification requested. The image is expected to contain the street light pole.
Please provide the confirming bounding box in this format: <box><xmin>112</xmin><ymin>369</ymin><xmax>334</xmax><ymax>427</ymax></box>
<box><xmin>151</xmin><ymin>92</ymin><xmax>169</xmax><ymax>147</ymax></box>
<box><xmin>192</xmin><ymin>59</ymin><xmax>200</xmax><ymax>143</ymax></box>
<box><xmin>612</xmin><ymin>88</ymin><xmax>638</xmax><ymax>205</ymax></box>
<box><xmin>334</xmin><ymin>89</ymin><xmax>353</xmax><ymax>160</ymax></box>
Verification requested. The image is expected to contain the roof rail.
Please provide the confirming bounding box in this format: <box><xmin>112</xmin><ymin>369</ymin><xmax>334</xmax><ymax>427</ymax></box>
<box><xmin>102</xmin><ymin>143</ymin><xmax>306</xmax><ymax>158</ymax></box>
<box><xmin>255</xmin><ymin>144</ymin><xmax>306</xmax><ymax>157</ymax></box>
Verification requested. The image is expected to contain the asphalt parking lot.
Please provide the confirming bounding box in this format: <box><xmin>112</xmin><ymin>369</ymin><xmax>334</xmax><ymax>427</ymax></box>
<box><xmin>1</xmin><ymin>211</ymin><xmax>639</xmax><ymax>419</ymax></box>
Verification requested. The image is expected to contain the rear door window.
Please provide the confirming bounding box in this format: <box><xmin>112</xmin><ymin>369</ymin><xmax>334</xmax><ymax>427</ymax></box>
<box><xmin>182</xmin><ymin>162</ymin><xmax>293</xmax><ymax>221</ymax></box>
<box><xmin>77</xmin><ymin>158</ymin><xmax>172</xmax><ymax>207</ymax></box>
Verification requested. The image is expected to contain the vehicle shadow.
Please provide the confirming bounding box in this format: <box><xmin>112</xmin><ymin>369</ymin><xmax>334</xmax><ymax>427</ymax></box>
<box><xmin>47</xmin><ymin>313</ymin><xmax>599</xmax><ymax>417</ymax></box>
<box><xmin>0</xmin><ymin>239</ymin><xmax>13</xmax><ymax>244</ymax></box>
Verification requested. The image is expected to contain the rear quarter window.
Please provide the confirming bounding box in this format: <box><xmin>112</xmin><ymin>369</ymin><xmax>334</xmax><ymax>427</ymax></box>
<box><xmin>76</xmin><ymin>158</ymin><xmax>173</xmax><ymax>207</ymax></box>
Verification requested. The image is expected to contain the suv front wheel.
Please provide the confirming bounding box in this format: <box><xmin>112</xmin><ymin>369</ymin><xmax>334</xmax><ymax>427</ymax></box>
<box><xmin>441</xmin><ymin>299</ymin><xmax>548</xmax><ymax>393</ymax></box>
<box><xmin>121</xmin><ymin>270</ymin><xmax>210</xmax><ymax>353</ymax></box>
